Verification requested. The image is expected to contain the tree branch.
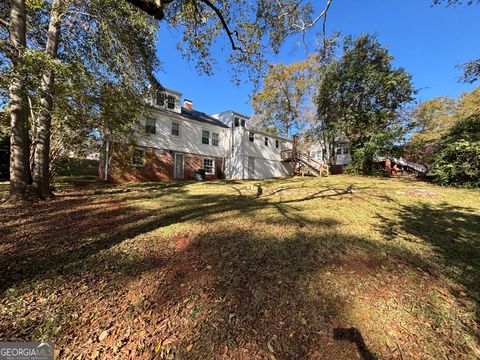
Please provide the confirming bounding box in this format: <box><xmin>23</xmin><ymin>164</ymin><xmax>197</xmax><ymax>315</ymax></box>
<box><xmin>293</xmin><ymin>0</ymin><xmax>333</xmax><ymax>34</ymax></box>
<box><xmin>0</xmin><ymin>18</ymin><xmax>9</xmax><ymax>28</ymax></box>
<box><xmin>124</xmin><ymin>0</ymin><xmax>164</xmax><ymax>20</ymax></box>
<box><xmin>197</xmin><ymin>0</ymin><xmax>243</xmax><ymax>52</ymax></box>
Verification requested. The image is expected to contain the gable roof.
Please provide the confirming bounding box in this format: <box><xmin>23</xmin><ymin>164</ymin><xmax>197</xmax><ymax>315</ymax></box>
<box><xmin>181</xmin><ymin>107</ymin><xmax>229</xmax><ymax>128</ymax></box>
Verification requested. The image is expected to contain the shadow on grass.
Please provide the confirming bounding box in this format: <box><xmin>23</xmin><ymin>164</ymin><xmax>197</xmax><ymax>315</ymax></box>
<box><xmin>378</xmin><ymin>202</ymin><xmax>480</xmax><ymax>306</ymax></box>
<box><xmin>0</xmin><ymin>181</ymin><xmax>384</xmax><ymax>358</ymax></box>
<box><xmin>0</xmin><ymin>183</ymin><xmax>357</xmax><ymax>293</ymax></box>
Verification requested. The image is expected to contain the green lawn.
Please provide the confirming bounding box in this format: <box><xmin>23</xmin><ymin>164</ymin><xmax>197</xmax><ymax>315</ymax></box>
<box><xmin>0</xmin><ymin>175</ymin><xmax>479</xmax><ymax>359</ymax></box>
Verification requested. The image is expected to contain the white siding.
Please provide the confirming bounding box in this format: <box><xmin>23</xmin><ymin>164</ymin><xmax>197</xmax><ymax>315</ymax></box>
<box><xmin>137</xmin><ymin>112</ymin><xmax>227</xmax><ymax>158</ymax></box>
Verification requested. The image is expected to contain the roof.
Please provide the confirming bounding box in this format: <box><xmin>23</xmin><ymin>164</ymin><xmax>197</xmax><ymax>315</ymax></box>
<box><xmin>180</xmin><ymin>107</ymin><xmax>229</xmax><ymax>128</ymax></box>
<box><xmin>245</xmin><ymin>127</ymin><xmax>291</xmax><ymax>142</ymax></box>
<box><xmin>222</xmin><ymin>110</ymin><xmax>252</xmax><ymax>119</ymax></box>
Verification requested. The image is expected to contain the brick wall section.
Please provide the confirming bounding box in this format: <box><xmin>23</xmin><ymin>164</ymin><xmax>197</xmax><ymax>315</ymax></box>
<box><xmin>100</xmin><ymin>143</ymin><xmax>223</xmax><ymax>182</ymax></box>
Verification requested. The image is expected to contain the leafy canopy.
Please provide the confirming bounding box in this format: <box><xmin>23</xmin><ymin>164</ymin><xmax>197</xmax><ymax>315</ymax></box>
<box><xmin>431</xmin><ymin>114</ymin><xmax>480</xmax><ymax>187</ymax></box>
<box><xmin>315</xmin><ymin>34</ymin><xmax>415</xmax><ymax>174</ymax></box>
<box><xmin>407</xmin><ymin>86</ymin><xmax>480</xmax><ymax>168</ymax></box>
<box><xmin>252</xmin><ymin>56</ymin><xmax>318</xmax><ymax>138</ymax></box>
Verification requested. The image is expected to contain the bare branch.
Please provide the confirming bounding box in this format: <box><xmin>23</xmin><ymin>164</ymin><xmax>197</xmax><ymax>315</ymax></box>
<box><xmin>293</xmin><ymin>0</ymin><xmax>333</xmax><ymax>34</ymax></box>
<box><xmin>197</xmin><ymin>0</ymin><xmax>243</xmax><ymax>52</ymax></box>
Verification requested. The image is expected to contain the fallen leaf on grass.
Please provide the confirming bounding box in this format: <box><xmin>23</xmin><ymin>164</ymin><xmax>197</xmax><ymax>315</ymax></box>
<box><xmin>267</xmin><ymin>338</ymin><xmax>275</xmax><ymax>353</ymax></box>
<box><xmin>99</xmin><ymin>330</ymin><xmax>109</xmax><ymax>341</ymax></box>
<box><xmin>186</xmin><ymin>344</ymin><xmax>193</xmax><ymax>352</ymax></box>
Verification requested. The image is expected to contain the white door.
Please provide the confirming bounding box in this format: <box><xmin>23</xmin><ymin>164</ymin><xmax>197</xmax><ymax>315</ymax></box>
<box><xmin>174</xmin><ymin>153</ymin><xmax>184</xmax><ymax>179</ymax></box>
<box><xmin>248</xmin><ymin>157</ymin><xmax>255</xmax><ymax>179</ymax></box>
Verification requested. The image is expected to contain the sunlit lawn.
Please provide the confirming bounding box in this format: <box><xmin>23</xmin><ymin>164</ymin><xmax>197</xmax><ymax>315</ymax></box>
<box><xmin>0</xmin><ymin>175</ymin><xmax>479</xmax><ymax>359</ymax></box>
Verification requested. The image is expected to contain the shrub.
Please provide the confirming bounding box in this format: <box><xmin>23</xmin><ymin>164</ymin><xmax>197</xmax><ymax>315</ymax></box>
<box><xmin>431</xmin><ymin>115</ymin><xmax>480</xmax><ymax>187</ymax></box>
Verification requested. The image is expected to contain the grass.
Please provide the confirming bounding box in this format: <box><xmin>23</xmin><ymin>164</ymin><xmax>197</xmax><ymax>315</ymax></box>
<box><xmin>0</xmin><ymin>175</ymin><xmax>479</xmax><ymax>359</ymax></box>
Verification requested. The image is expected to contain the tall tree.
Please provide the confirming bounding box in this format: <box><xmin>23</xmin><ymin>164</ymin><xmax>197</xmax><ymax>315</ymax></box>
<box><xmin>31</xmin><ymin>0</ymin><xmax>63</xmax><ymax>199</ymax></box>
<box><xmin>407</xmin><ymin>86</ymin><xmax>480</xmax><ymax>170</ymax></box>
<box><xmin>251</xmin><ymin>56</ymin><xmax>317</xmax><ymax>138</ymax></box>
<box><xmin>1</xmin><ymin>0</ymin><xmax>161</xmax><ymax>200</ymax></box>
<box><xmin>315</xmin><ymin>34</ymin><xmax>415</xmax><ymax>174</ymax></box>
<box><xmin>5</xmin><ymin>0</ymin><xmax>30</xmax><ymax>200</ymax></box>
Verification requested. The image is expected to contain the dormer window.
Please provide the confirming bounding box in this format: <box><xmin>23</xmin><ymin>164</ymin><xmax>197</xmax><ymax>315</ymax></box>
<box><xmin>234</xmin><ymin>117</ymin><xmax>246</xmax><ymax>127</ymax></box>
<box><xmin>156</xmin><ymin>92</ymin><xmax>165</xmax><ymax>107</ymax></box>
<box><xmin>167</xmin><ymin>95</ymin><xmax>175</xmax><ymax>109</ymax></box>
<box><xmin>156</xmin><ymin>90</ymin><xmax>178</xmax><ymax>111</ymax></box>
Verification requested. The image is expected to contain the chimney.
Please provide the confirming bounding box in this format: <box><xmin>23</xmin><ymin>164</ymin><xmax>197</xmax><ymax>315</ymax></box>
<box><xmin>184</xmin><ymin>99</ymin><xmax>193</xmax><ymax>110</ymax></box>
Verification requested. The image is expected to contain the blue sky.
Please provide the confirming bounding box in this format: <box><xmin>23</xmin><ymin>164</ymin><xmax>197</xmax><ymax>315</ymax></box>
<box><xmin>155</xmin><ymin>0</ymin><xmax>480</xmax><ymax>117</ymax></box>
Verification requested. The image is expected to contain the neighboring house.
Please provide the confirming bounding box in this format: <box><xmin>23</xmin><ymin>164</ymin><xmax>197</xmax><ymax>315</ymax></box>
<box><xmin>307</xmin><ymin>140</ymin><xmax>352</xmax><ymax>172</ymax></box>
<box><xmin>99</xmin><ymin>87</ymin><xmax>292</xmax><ymax>182</ymax></box>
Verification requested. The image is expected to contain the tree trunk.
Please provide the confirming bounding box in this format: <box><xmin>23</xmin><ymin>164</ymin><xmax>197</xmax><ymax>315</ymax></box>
<box><xmin>8</xmin><ymin>0</ymin><xmax>30</xmax><ymax>201</ymax></box>
<box><xmin>32</xmin><ymin>0</ymin><xmax>63</xmax><ymax>199</ymax></box>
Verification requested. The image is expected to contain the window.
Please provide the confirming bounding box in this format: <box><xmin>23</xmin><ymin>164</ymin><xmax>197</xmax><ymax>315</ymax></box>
<box><xmin>203</xmin><ymin>158</ymin><xmax>214</xmax><ymax>174</ymax></box>
<box><xmin>249</xmin><ymin>132</ymin><xmax>255</xmax><ymax>142</ymax></box>
<box><xmin>212</xmin><ymin>132</ymin><xmax>219</xmax><ymax>146</ymax></box>
<box><xmin>275</xmin><ymin>140</ymin><xmax>279</xmax><ymax>149</ymax></box>
<box><xmin>343</xmin><ymin>146</ymin><xmax>349</xmax><ymax>155</ymax></box>
<box><xmin>167</xmin><ymin>95</ymin><xmax>176</xmax><ymax>109</ymax></box>
<box><xmin>145</xmin><ymin>118</ymin><xmax>156</xmax><ymax>134</ymax></box>
<box><xmin>336</xmin><ymin>147</ymin><xmax>342</xmax><ymax>155</ymax></box>
<box><xmin>202</xmin><ymin>130</ymin><xmax>210</xmax><ymax>145</ymax></box>
<box><xmin>171</xmin><ymin>122</ymin><xmax>179</xmax><ymax>136</ymax></box>
<box><xmin>156</xmin><ymin>92</ymin><xmax>165</xmax><ymax>107</ymax></box>
<box><xmin>241</xmin><ymin>119</ymin><xmax>246</xmax><ymax>127</ymax></box>
<box><xmin>264</xmin><ymin>137</ymin><xmax>269</xmax><ymax>146</ymax></box>
<box><xmin>234</xmin><ymin>117</ymin><xmax>240</xmax><ymax>127</ymax></box>
<box><xmin>131</xmin><ymin>148</ymin><xmax>145</xmax><ymax>167</ymax></box>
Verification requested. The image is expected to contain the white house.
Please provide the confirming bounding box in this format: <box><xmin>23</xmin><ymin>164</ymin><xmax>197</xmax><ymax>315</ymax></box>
<box><xmin>307</xmin><ymin>140</ymin><xmax>352</xmax><ymax>172</ymax></box>
<box><xmin>99</xmin><ymin>86</ymin><xmax>293</xmax><ymax>182</ymax></box>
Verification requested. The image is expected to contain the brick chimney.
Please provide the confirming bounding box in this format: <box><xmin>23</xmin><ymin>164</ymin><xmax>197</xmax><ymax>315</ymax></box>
<box><xmin>184</xmin><ymin>99</ymin><xmax>193</xmax><ymax>110</ymax></box>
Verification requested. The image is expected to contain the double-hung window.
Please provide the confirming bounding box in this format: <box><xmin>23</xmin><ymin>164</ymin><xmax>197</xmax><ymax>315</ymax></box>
<box><xmin>167</xmin><ymin>95</ymin><xmax>176</xmax><ymax>109</ymax></box>
<box><xmin>264</xmin><ymin>137</ymin><xmax>269</xmax><ymax>146</ymax></box>
<box><xmin>234</xmin><ymin>117</ymin><xmax>240</xmax><ymax>127</ymax></box>
<box><xmin>204</xmin><ymin>158</ymin><xmax>214</xmax><ymax>174</ymax></box>
<box><xmin>249</xmin><ymin>132</ymin><xmax>255</xmax><ymax>142</ymax></box>
<box><xmin>171</xmin><ymin>122</ymin><xmax>180</xmax><ymax>136</ymax></box>
<box><xmin>212</xmin><ymin>132</ymin><xmax>219</xmax><ymax>146</ymax></box>
<box><xmin>275</xmin><ymin>140</ymin><xmax>279</xmax><ymax>149</ymax></box>
<box><xmin>156</xmin><ymin>92</ymin><xmax>165</xmax><ymax>107</ymax></box>
<box><xmin>202</xmin><ymin>130</ymin><xmax>210</xmax><ymax>145</ymax></box>
<box><xmin>145</xmin><ymin>118</ymin><xmax>156</xmax><ymax>134</ymax></box>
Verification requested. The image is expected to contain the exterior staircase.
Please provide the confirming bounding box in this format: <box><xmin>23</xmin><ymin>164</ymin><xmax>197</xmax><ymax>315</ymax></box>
<box><xmin>281</xmin><ymin>149</ymin><xmax>330</xmax><ymax>177</ymax></box>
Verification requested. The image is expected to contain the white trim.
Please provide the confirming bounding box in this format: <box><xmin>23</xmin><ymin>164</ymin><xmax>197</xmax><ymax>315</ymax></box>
<box><xmin>203</xmin><ymin>157</ymin><xmax>215</xmax><ymax>175</ymax></box>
